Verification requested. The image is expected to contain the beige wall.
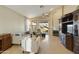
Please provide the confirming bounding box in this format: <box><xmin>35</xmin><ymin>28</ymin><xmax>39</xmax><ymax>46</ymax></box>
<box><xmin>53</xmin><ymin>7</ymin><xmax>62</xmax><ymax>30</ymax></box>
<box><xmin>64</xmin><ymin>5</ymin><xmax>77</xmax><ymax>15</ymax></box>
<box><xmin>0</xmin><ymin>6</ymin><xmax>25</xmax><ymax>34</ymax></box>
<box><xmin>0</xmin><ymin>6</ymin><xmax>26</xmax><ymax>44</ymax></box>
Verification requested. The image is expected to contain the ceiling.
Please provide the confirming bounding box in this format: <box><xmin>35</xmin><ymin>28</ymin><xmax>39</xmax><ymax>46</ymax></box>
<box><xmin>5</xmin><ymin>5</ymin><xmax>60</xmax><ymax>18</ymax></box>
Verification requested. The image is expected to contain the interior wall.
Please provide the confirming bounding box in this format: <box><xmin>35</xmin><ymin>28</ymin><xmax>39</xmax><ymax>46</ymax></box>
<box><xmin>53</xmin><ymin>7</ymin><xmax>62</xmax><ymax>30</ymax></box>
<box><xmin>64</xmin><ymin>5</ymin><xmax>78</xmax><ymax>15</ymax></box>
<box><xmin>0</xmin><ymin>6</ymin><xmax>26</xmax><ymax>44</ymax></box>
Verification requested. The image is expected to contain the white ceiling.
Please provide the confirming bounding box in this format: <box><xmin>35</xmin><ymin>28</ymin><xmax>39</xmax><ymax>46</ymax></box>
<box><xmin>5</xmin><ymin>5</ymin><xmax>60</xmax><ymax>18</ymax></box>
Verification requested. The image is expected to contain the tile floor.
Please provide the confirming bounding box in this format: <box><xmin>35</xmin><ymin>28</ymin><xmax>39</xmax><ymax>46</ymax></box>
<box><xmin>2</xmin><ymin>36</ymin><xmax>73</xmax><ymax>54</ymax></box>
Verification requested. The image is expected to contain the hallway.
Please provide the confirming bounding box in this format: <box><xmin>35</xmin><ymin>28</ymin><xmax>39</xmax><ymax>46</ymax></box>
<box><xmin>2</xmin><ymin>36</ymin><xmax>72</xmax><ymax>54</ymax></box>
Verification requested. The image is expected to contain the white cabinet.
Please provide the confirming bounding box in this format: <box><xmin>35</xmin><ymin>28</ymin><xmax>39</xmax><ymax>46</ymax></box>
<box><xmin>12</xmin><ymin>33</ymin><xmax>23</xmax><ymax>44</ymax></box>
